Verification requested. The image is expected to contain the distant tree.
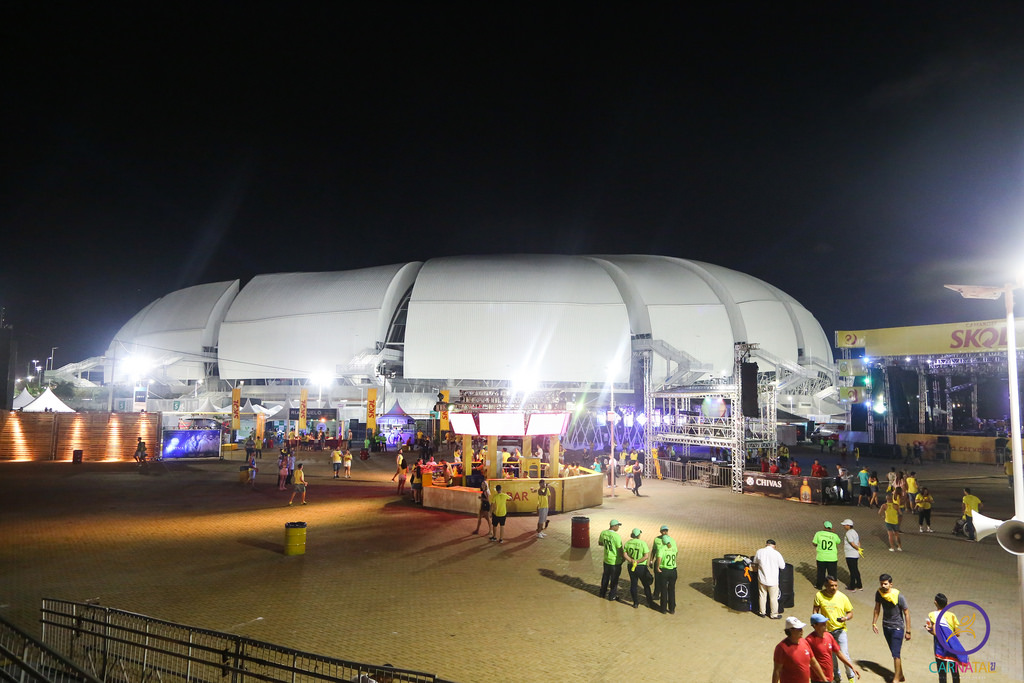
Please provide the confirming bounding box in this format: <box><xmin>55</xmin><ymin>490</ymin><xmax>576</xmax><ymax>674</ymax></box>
<box><xmin>52</xmin><ymin>381</ymin><xmax>76</xmax><ymax>401</ymax></box>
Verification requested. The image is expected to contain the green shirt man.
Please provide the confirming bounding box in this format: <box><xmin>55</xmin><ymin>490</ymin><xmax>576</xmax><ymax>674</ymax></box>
<box><xmin>624</xmin><ymin>536</ymin><xmax>649</xmax><ymax>568</ymax></box>
<box><xmin>598</xmin><ymin>526</ymin><xmax>624</xmax><ymax>566</ymax></box>
<box><xmin>812</xmin><ymin>524</ymin><xmax>841</xmax><ymax>562</ymax></box>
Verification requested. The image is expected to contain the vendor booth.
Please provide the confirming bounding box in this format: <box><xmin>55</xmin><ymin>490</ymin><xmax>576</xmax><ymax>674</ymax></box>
<box><xmin>377</xmin><ymin>401</ymin><xmax>415</xmax><ymax>450</ymax></box>
<box><xmin>420</xmin><ymin>409</ymin><xmax>603</xmax><ymax>515</ymax></box>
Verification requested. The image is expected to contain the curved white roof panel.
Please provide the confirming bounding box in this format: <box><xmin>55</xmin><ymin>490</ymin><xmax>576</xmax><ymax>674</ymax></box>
<box><xmin>104</xmin><ymin>255</ymin><xmax>833</xmax><ymax>387</ymax></box>
<box><xmin>217</xmin><ymin>264</ymin><xmax>421</xmax><ymax>379</ymax></box>
<box><xmin>404</xmin><ymin>255</ymin><xmax>632</xmax><ymax>383</ymax></box>
<box><xmin>105</xmin><ymin>281</ymin><xmax>239</xmax><ymax>383</ymax></box>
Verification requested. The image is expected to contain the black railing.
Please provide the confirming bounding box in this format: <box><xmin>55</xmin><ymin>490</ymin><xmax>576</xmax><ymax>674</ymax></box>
<box><xmin>40</xmin><ymin>600</ymin><xmax>441</xmax><ymax>683</ymax></box>
<box><xmin>0</xmin><ymin>613</ymin><xmax>100</xmax><ymax>683</ymax></box>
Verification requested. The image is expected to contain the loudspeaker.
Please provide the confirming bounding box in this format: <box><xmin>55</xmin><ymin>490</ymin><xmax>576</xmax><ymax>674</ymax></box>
<box><xmin>741</xmin><ymin>362</ymin><xmax>759</xmax><ymax>417</ymax></box>
<box><xmin>973</xmin><ymin>511</ymin><xmax>1004</xmax><ymax>541</ymax></box>
<box><xmin>996</xmin><ymin>517</ymin><xmax>1024</xmax><ymax>556</ymax></box>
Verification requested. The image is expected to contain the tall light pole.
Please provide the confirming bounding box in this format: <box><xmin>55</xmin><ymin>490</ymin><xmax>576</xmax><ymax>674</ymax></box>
<box><xmin>946</xmin><ymin>280</ymin><xmax>1024</xmax><ymax>672</ymax></box>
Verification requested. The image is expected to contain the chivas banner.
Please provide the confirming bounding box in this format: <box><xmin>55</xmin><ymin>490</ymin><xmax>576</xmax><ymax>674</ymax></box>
<box><xmin>836</xmin><ymin>318</ymin><xmax>1024</xmax><ymax>356</ymax></box>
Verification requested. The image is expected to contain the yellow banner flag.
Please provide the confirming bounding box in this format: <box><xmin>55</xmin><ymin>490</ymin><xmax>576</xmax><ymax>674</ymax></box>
<box><xmin>366</xmin><ymin>388</ymin><xmax>377</xmax><ymax>434</ymax></box>
<box><xmin>231</xmin><ymin>387</ymin><xmax>241</xmax><ymax>430</ymax></box>
<box><xmin>299</xmin><ymin>388</ymin><xmax>308</xmax><ymax>432</ymax></box>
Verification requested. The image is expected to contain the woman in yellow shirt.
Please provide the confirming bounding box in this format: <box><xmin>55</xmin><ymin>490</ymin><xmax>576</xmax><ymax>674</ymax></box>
<box><xmin>915</xmin><ymin>487</ymin><xmax>934</xmax><ymax>533</ymax></box>
<box><xmin>879</xmin><ymin>494</ymin><xmax>903</xmax><ymax>552</ymax></box>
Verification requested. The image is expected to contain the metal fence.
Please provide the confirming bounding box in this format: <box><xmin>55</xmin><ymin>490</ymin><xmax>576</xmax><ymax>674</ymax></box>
<box><xmin>0</xmin><ymin>613</ymin><xmax>100</xmax><ymax>683</ymax></box>
<box><xmin>683</xmin><ymin>461</ymin><xmax>733</xmax><ymax>488</ymax></box>
<box><xmin>40</xmin><ymin>600</ymin><xmax>441</xmax><ymax>683</ymax></box>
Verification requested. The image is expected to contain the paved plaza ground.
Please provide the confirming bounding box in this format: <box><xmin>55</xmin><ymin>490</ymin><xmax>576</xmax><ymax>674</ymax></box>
<box><xmin>1</xmin><ymin>446</ymin><xmax>1021</xmax><ymax>682</ymax></box>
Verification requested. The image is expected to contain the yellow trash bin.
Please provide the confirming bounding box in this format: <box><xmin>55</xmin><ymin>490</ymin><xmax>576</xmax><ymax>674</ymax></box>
<box><xmin>284</xmin><ymin>522</ymin><xmax>307</xmax><ymax>556</ymax></box>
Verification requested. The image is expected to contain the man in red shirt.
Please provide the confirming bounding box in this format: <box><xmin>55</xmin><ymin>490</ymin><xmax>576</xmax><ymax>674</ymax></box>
<box><xmin>806</xmin><ymin>613</ymin><xmax>861</xmax><ymax>682</ymax></box>
<box><xmin>773</xmin><ymin>617</ymin><xmax>827</xmax><ymax>683</ymax></box>
<box><xmin>789</xmin><ymin>460</ymin><xmax>803</xmax><ymax>476</ymax></box>
<box><xmin>811</xmin><ymin>460</ymin><xmax>828</xmax><ymax>478</ymax></box>
<box><xmin>770</xmin><ymin>461</ymin><xmax>781</xmax><ymax>474</ymax></box>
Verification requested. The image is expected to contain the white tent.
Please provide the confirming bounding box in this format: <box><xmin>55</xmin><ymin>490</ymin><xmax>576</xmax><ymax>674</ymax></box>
<box><xmin>12</xmin><ymin>388</ymin><xmax>35</xmax><ymax>409</ymax></box>
<box><xmin>194</xmin><ymin>397</ymin><xmax>228</xmax><ymax>413</ymax></box>
<box><xmin>22</xmin><ymin>387</ymin><xmax>76</xmax><ymax>413</ymax></box>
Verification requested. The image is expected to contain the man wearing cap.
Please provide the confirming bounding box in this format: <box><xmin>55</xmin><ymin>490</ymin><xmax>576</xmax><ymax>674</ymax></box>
<box><xmin>840</xmin><ymin>519</ymin><xmax>862</xmax><ymax>592</ymax></box>
<box><xmin>812</xmin><ymin>521</ymin><xmax>841</xmax><ymax>590</ymax></box>
<box><xmin>753</xmin><ymin>539</ymin><xmax>786</xmax><ymax>619</ymax></box>
<box><xmin>597</xmin><ymin>520</ymin><xmax>624</xmax><ymax>600</ymax></box>
<box><xmin>813</xmin><ymin>576</ymin><xmax>856</xmax><ymax>683</ymax></box>
<box><xmin>651</xmin><ymin>525</ymin><xmax>678</xmax><ymax>614</ymax></box>
<box><xmin>806</xmin><ymin>613</ymin><xmax>861</xmax><ymax>683</ymax></box>
<box><xmin>772</xmin><ymin>617</ymin><xmax>827</xmax><ymax>683</ymax></box>
<box><xmin>623</xmin><ymin>528</ymin><xmax>654</xmax><ymax>608</ymax></box>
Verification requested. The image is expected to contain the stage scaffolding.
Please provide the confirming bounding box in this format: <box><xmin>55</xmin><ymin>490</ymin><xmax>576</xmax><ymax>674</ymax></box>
<box><xmin>649</xmin><ymin>343</ymin><xmax>780</xmax><ymax>493</ymax></box>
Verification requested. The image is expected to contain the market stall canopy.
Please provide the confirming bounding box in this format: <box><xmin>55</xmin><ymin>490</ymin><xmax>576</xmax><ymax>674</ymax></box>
<box><xmin>22</xmin><ymin>387</ymin><xmax>76</xmax><ymax>413</ymax></box>
<box><xmin>12</xmin><ymin>387</ymin><xmax>35</xmax><ymax>409</ymax></box>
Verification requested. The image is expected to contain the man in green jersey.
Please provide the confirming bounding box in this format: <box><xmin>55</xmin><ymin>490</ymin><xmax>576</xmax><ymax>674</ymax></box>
<box><xmin>652</xmin><ymin>524</ymin><xmax>678</xmax><ymax>614</ymax></box>
<box><xmin>598</xmin><ymin>519</ymin><xmax>624</xmax><ymax>600</ymax></box>
<box><xmin>812</xmin><ymin>521</ymin><xmax>841</xmax><ymax>589</ymax></box>
<box><xmin>623</xmin><ymin>528</ymin><xmax>654</xmax><ymax>608</ymax></box>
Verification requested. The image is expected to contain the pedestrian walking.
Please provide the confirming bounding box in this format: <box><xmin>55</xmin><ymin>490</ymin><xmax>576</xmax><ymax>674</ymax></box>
<box><xmin>343</xmin><ymin>449</ymin><xmax>353</xmax><ymax>478</ymax></box>
<box><xmin>961</xmin><ymin>487</ymin><xmax>983</xmax><ymax>541</ymax></box>
<box><xmin>490</xmin><ymin>484</ymin><xmax>511</xmax><ymax>544</ymax></box>
<box><xmin>916</xmin><ymin>487</ymin><xmax>934</xmax><ymax>533</ymax></box>
<box><xmin>879</xmin><ymin>494</ymin><xmax>903</xmax><ymax>551</ymax></box>
<box><xmin>856</xmin><ymin>466</ymin><xmax>870</xmax><ymax>507</ymax></box>
<box><xmin>598</xmin><ymin>519</ymin><xmax>624</xmax><ymax>600</ymax></box>
<box><xmin>286</xmin><ymin>451</ymin><xmax>296</xmax><ymax>485</ymax></box>
<box><xmin>623</xmin><ymin>528</ymin><xmax>654</xmax><ymax>609</ymax></box>
<box><xmin>753</xmin><ymin>539</ymin><xmax>786</xmax><ymax>619</ymax></box>
<box><xmin>277</xmin><ymin>455</ymin><xmax>288</xmax><ymax>491</ymax></box>
<box><xmin>331</xmin><ymin>448</ymin><xmax>342</xmax><ymax>478</ymax></box>
<box><xmin>813</xmin><ymin>576</ymin><xmax>857</xmax><ymax>682</ymax></box>
<box><xmin>840</xmin><ymin>519</ymin><xmax>863</xmax><ymax>591</ymax></box>
<box><xmin>772</xmin><ymin>617</ymin><xmax>827</xmax><ymax>683</ymax></box>
<box><xmin>868</xmin><ymin>471</ymin><xmax>880</xmax><ymax>508</ymax></box>
<box><xmin>925</xmin><ymin>593</ymin><xmax>969</xmax><ymax>683</ymax></box>
<box><xmin>806</xmin><ymin>613</ymin><xmax>861</xmax><ymax>682</ymax></box>
<box><xmin>472</xmin><ymin>479</ymin><xmax>492</xmax><ymax>537</ymax></box>
<box><xmin>532</xmin><ymin>479</ymin><xmax>550</xmax><ymax>538</ymax></box>
<box><xmin>631</xmin><ymin>461</ymin><xmax>643</xmax><ymax>496</ymax></box>
<box><xmin>396</xmin><ymin>458</ymin><xmax>408</xmax><ymax>495</ymax></box>
<box><xmin>812</xmin><ymin>521</ymin><xmax>841</xmax><ymax>589</ymax></box>
<box><xmin>872</xmin><ymin>573</ymin><xmax>911</xmax><ymax>683</ymax></box>
<box><xmin>288</xmin><ymin>463</ymin><xmax>308</xmax><ymax>505</ymax></box>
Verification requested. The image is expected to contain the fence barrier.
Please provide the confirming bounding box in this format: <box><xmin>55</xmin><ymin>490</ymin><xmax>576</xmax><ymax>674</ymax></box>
<box><xmin>683</xmin><ymin>461</ymin><xmax>733</xmax><ymax>488</ymax></box>
<box><xmin>40</xmin><ymin>599</ymin><xmax>443</xmax><ymax>683</ymax></box>
<box><xmin>0</xmin><ymin>613</ymin><xmax>100</xmax><ymax>683</ymax></box>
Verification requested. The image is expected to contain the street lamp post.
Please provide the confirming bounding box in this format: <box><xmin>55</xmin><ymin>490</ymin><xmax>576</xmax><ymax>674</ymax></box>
<box><xmin>946</xmin><ymin>280</ymin><xmax>1024</xmax><ymax>672</ymax></box>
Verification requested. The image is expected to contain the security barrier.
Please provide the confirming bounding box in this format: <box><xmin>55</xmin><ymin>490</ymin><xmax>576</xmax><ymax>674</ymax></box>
<box><xmin>0</xmin><ymin>613</ymin><xmax>99</xmax><ymax>683</ymax></box>
<box><xmin>40</xmin><ymin>599</ymin><xmax>441</xmax><ymax>683</ymax></box>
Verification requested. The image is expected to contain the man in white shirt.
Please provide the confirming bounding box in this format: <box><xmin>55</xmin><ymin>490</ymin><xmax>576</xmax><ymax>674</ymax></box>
<box><xmin>753</xmin><ymin>539</ymin><xmax>786</xmax><ymax>619</ymax></box>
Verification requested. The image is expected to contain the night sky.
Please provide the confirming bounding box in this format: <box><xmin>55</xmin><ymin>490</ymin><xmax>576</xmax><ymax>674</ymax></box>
<box><xmin>4</xmin><ymin>3</ymin><xmax>1024</xmax><ymax>370</ymax></box>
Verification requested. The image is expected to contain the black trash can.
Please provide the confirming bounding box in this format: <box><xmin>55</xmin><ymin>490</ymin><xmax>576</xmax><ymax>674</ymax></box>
<box><xmin>779</xmin><ymin>562</ymin><xmax>795</xmax><ymax>608</ymax></box>
<box><xmin>72</xmin><ymin>449</ymin><xmax>83</xmax><ymax>464</ymax></box>
<box><xmin>727</xmin><ymin>561</ymin><xmax>753</xmax><ymax>612</ymax></box>
<box><xmin>571</xmin><ymin>516</ymin><xmax>590</xmax><ymax>548</ymax></box>
<box><xmin>712</xmin><ymin>558</ymin><xmax>731</xmax><ymax>605</ymax></box>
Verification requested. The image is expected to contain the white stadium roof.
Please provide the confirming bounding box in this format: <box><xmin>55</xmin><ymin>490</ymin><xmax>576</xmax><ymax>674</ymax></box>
<box><xmin>104</xmin><ymin>255</ymin><xmax>833</xmax><ymax>386</ymax></box>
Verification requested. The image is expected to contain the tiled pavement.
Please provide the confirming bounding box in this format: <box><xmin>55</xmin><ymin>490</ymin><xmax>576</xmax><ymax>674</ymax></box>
<box><xmin>1</xmin><ymin>447</ymin><xmax>1020</xmax><ymax>683</ymax></box>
